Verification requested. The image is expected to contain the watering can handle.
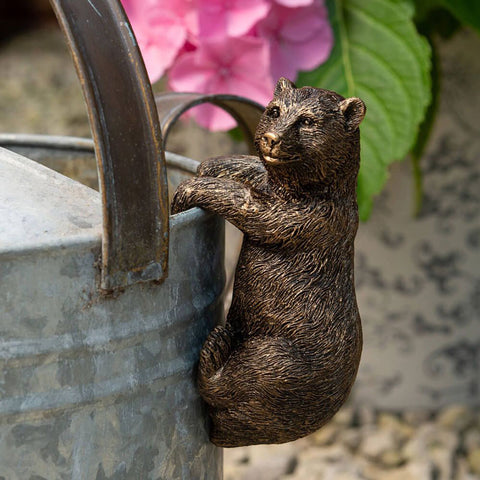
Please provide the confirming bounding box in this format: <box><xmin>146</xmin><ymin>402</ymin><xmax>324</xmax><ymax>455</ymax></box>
<box><xmin>50</xmin><ymin>0</ymin><xmax>169</xmax><ymax>291</ymax></box>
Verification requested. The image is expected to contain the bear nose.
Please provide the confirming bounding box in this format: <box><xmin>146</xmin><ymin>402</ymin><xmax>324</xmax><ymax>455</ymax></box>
<box><xmin>262</xmin><ymin>132</ymin><xmax>280</xmax><ymax>149</ymax></box>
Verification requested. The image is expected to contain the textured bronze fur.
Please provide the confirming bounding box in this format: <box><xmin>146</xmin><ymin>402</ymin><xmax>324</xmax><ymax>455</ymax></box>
<box><xmin>172</xmin><ymin>78</ymin><xmax>365</xmax><ymax>447</ymax></box>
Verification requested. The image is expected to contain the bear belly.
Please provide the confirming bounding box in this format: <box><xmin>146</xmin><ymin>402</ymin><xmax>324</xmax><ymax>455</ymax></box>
<box><xmin>228</xmin><ymin>240</ymin><xmax>357</xmax><ymax>340</ymax></box>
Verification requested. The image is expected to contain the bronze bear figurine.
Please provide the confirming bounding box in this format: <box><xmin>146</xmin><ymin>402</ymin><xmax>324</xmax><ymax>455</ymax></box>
<box><xmin>172</xmin><ymin>78</ymin><xmax>365</xmax><ymax>447</ymax></box>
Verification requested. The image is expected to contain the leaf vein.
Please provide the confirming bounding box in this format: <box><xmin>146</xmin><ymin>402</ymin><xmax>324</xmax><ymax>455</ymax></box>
<box><xmin>349</xmin><ymin>1</ymin><xmax>429</xmax><ymax>77</ymax></box>
<box><xmin>336</xmin><ymin>0</ymin><xmax>355</xmax><ymax>96</ymax></box>
<box><xmin>350</xmin><ymin>43</ymin><xmax>413</xmax><ymax>121</ymax></box>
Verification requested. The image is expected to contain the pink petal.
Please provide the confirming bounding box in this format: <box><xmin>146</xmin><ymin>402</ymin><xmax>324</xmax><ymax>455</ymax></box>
<box><xmin>281</xmin><ymin>4</ymin><xmax>330</xmax><ymax>42</ymax></box>
<box><xmin>169</xmin><ymin>37</ymin><xmax>274</xmax><ymax>130</ymax></box>
<box><xmin>271</xmin><ymin>32</ymin><xmax>332</xmax><ymax>79</ymax></box>
<box><xmin>197</xmin><ymin>1</ymin><xmax>228</xmax><ymax>40</ymax></box>
<box><xmin>121</xmin><ymin>0</ymin><xmax>191</xmax><ymax>82</ymax></box>
<box><xmin>141</xmin><ymin>28</ymin><xmax>187</xmax><ymax>82</ymax></box>
<box><xmin>168</xmin><ymin>0</ymin><xmax>199</xmax><ymax>37</ymax></box>
<box><xmin>257</xmin><ymin>0</ymin><xmax>333</xmax><ymax>81</ymax></box>
<box><xmin>168</xmin><ymin>52</ymin><xmax>216</xmax><ymax>92</ymax></box>
<box><xmin>227</xmin><ymin>0</ymin><xmax>271</xmax><ymax>37</ymax></box>
<box><xmin>268</xmin><ymin>43</ymin><xmax>298</xmax><ymax>80</ymax></box>
<box><xmin>284</xmin><ymin>25</ymin><xmax>333</xmax><ymax>71</ymax></box>
<box><xmin>274</xmin><ymin>0</ymin><xmax>314</xmax><ymax>6</ymax></box>
<box><xmin>198</xmin><ymin>0</ymin><xmax>270</xmax><ymax>39</ymax></box>
<box><xmin>121</xmin><ymin>0</ymin><xmax>140</xmax><ymax>20</ymax></box>
<box><xmin>190</xmin><ymin>104</ymin><xmax>238</xmax><ymax>131</ymax></box>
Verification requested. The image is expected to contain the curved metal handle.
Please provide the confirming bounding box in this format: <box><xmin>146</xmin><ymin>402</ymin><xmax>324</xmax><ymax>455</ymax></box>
<box><xmin>49</xmin><ymin>0</ymin><xmax>169</xmax><ymax>291</ymax></box>
<box><xmin>155</xmin><ymin>93</ymin><xmax>264</xmax><ymax>154</ymax></box>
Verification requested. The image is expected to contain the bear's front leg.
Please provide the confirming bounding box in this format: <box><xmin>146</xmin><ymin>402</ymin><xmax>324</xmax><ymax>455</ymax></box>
<box><xmin>171</xmin><ymin>176</ymin><xmax>308</xmax><ymax>245</ymax></box>
<box><xmin>171</xmin><ymin>176</ymin><xmax>267</xmax><ymax>239</ymax></box>
<box><xmin>171</xmin><ymin>177</ymin><xmax>201</xmax><ymax>215</ymax></box>
<box><xmin>197</xmin><ymin>155</ymin><xmax>266</xmax><ymax>190</ymax></box>
<box><xmin>172</xmin><ymin>176</ymin><xmax>254</xmax><ymax>216</ymax></box>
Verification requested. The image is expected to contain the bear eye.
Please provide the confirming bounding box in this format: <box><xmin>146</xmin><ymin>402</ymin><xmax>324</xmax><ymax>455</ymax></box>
<box><xmin>299</xmin><ymin>117</ymin><xmax>314</xmax><ymax>127</ymax></box>
<box><xmin>267</xmin><ymin>106</ymin><xmax>280</xmax><ymax>118</ymax></box>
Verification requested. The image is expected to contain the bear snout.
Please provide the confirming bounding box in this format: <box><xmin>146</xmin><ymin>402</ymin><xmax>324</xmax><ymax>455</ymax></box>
<box><xmin>262</xmin><ymin>132</ymin><xmax>280</xmax><ymax>149</ymax></box>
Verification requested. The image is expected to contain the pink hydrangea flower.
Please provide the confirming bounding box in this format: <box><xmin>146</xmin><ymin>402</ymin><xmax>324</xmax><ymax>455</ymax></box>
<box><xmin>169</xmin><ymin>36</ymin><xmax>274</xmax><ymax>130</ymax></box>
<box><xmin>121</xmin><ymin>0</ymin><xmax>197</xmax><ymax>83</ymax></box>
<box><xmin>123</xmin><ymin>0</ymin><xmax>334</xmax><ymax>131</ymax></box>
<box><xmin>197</xmin><ymin>0</ymin><xmax>271</xmax><ymax>39</ymax></box>
<box><xmin>257</xmin><ymin>1</ymin><xmax>333</xmax><ymax>80</ymax></box>
<box><xmin>273</xmin><ymin>0</ymin><xmax>314</xmax><ymax>6</ymax></box>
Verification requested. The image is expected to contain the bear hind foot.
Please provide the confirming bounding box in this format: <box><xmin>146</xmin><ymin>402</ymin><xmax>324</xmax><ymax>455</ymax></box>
<box><xmin>199</xmin><ymin>325</ymin><xmax>233</xmax><ymax>379</ymax></box>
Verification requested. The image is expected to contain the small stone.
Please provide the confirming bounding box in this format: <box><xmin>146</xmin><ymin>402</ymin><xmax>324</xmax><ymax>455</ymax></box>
<box><xmin>298</xmin><ymin>444</ymin><xmax>351</xmax><ymax>466</ymax></box>
<box><xmin>322</xmin><ymin>464</ymin><xmax>364</xmax><ymax>480</ymax></box>
<box><xmin>224</xmin><ymin>447</ymin><xmax>251</xmax><ymax>480</ymax></box>
<box><xmin>355</xmin><ymin>405</ymin><xmax>376</xmax><ymax>425</ymax></box>
<box><xmin>429</xmin><ymin>444</ymin><xmax>456</xmax><ymax>479</ymax></box>
<box><xmin>455</xmin><ymin>458</ymin><xmax>480</xmax><ymax>480</ymax></box>
<box><xmin>403</xmin><ymin>409</ymin><xmax>432</xmax><ymax>427</ymax></box>
<box><xmin>437</xmin><ymin>405</ymin><xmax>474</xmax><ymax>432</ymax></box>
<box><xmin>465</xmin><ymin>428</ymin><xmax>480</xmax><ymax>452</ymax></box>
<box><xmin>290</xmin><ymin>451</ymin><xmax>328</xmax><ymax>479</ymax></box>
<box><xmin>223</xmin><ymin>446</ymin><xmax>250</xmax><ymax>466</ymax></box>
<box><xmin>378</xmin><ymin>412</ymin><xmax>415</xmax><ymax>443</ymax></box>
<box><xmin>407</xmin><ymin>459</ymin><xmax>435</xmax><ymax>479</ymax></box>
<box><xmin>338</xmin><ymin>428</ymin><xmax>363</xmax><ymax>452</ymax></box>
<box><xmin>332</xmin><ymin>406</ymin><xmax>355</xmax><ymax>427</ymax></box>
<box><xmin>360</xmin><ymin>460</ymin><xmax>387</xmax><ymax>480</ymax></box>
<box><xmin>403</xmin><ymin>423</ymin><xmax>458</xmax><ymax>461</ymax></box>
<box><xmin>239</xmin><ymin>461</ymin><xmax>296</xmax><ymax>480</ymax></box>
<box><xmin>455</xmin><ymin>458</ymin><xmax>470</xmax><ymax>480</ymax></box>
<box><xmin>280</xmin><ymin>473</ymin><xmax>318</xmax><ymax>480</ymax></box>
<box><xmin>402</xmin><ymin>422</ymin><xmax>459</xmax><ymax>480</ymax></box>
<box><xmin>468</xmin><ymin>447</ymin><xmax>480</xmax><ymax>475</ymax></box>
<box><xmin>379</xmin><ymin>449</ymin><xmax>406</xmax><ymax>468</ymax></box>
<box><xmin>291</xmin><ymin>445</ymin><xmax>357</xmax><ymax>480</ymax></box>
<box><xmin>243</xmin><ymin>443</ymin><xmax>299</xmax><ymax>480</ymax></box>
<box><xmin>309</xmin><ymin>423</ymin><xmax>339</xmax><ymax>446</ymax></box>
<box><xmin>360</xmin><ymin>429</ymin><xmax>399</xmax><ymax>460</ymax></box>
<box><xmin>377</xmin><ymin>460</ymin><xmax>434</xmax><ymax>480</ymax></box>
<box><xmin>224</xmin><ymin>463</ymin><xmax>249</xmax><ymax>480</ymax></box>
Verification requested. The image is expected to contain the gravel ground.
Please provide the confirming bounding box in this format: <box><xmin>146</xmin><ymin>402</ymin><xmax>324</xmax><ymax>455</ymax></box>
<box><xmin>224</xmin><ymin>404</ymin><xmax>480</xmax><ymax>480</ymax></box>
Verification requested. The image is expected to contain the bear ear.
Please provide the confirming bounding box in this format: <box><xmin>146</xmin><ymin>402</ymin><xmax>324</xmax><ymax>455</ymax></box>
<box><xmin>339</xmin><ymin>97</ymin><xmax>366</xmax><ymax>132</ymax></box>
<box><xmin>274</xmin><ymin>77</ymin><xmax>296</xmax><ymax>96</ymax></box>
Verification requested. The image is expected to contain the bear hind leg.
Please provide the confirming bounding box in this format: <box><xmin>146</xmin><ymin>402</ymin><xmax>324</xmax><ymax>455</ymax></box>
<box><xmin>198</xmin><ymin>325</ymin><xmax>233</xmax><ymax>377</ymax></box>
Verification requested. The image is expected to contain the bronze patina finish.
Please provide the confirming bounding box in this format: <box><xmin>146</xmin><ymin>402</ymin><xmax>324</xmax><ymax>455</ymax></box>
<box><xmin>155</xmin><ymin>92</ymin><xmax>263</xmax><ymax>154</ymax></box>
<box><xmin>172</xmin><ymin>78</ymin><xmax>366</xmax><ymax>447</ymax></box>
<box><xmin>50</xmin><ymin>0</ymin><xmax>168</xmax><ymax>291</ymax></box>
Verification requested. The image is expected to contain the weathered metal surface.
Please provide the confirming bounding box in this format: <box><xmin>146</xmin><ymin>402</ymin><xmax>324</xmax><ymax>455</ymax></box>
<box><xmin>0</xmin><ymin>147</ymin><xmax>224</xmax><ymax>478</ymax></box>
<box><xmin>0</xmin><ymin>133</ymin><xmax>94</xmax><ymax>153</ymax></box>
<box><xmin>155</xmin><ymin>92</ymin><xmax>264</xmax><ymax>154</ymax></box>
<box><xmin>0</xmin><ymin>133</ymin><xmax>198</xmax><ymax>175</ymax></box>
<box><xmin>50</xmin><ymin>0</ymin><xmax>169</xmax><ymax>291</ymax></box>
<box><xmin>0</xmin><ymin>147</ymin><xmax>101</xmax><ymax>254</ymax></box>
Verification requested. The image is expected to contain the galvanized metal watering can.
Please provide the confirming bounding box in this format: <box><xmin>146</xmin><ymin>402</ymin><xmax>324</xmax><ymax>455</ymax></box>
<box><xmin>0</xmin><ymin>1</ymin><xmax>262</xmax><ymax>478</ymax></box>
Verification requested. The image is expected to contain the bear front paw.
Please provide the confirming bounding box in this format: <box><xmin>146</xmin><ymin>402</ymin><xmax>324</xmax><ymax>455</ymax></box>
<box><xmin>171</xmin><ymin>181</ymin><xmax>195</xmax><ymax>214</ymax></box>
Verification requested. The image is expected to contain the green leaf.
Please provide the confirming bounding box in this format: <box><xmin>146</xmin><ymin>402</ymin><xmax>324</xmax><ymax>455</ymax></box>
<box><xmin>439</xmin><ymin>0</ymin><xmax>480</xmax><ymax>33</ymax></box>
<box><xmin>298</xmin><ymin>0</ymin><xmax>431</xmax><ymax>220</ymax></box>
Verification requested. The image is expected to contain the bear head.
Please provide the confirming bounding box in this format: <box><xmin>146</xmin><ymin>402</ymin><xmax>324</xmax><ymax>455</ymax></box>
<box><xmin>255</xmin><ymin>78</ymin><xmax>366</xmax><ymax>196</ymax></box>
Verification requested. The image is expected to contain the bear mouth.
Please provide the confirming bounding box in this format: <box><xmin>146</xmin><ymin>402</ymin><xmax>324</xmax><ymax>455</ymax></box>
<box><xmin>262</xmin><ymin>154</ymin><xmax>300</xmax><ymax>166</ymax></box>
